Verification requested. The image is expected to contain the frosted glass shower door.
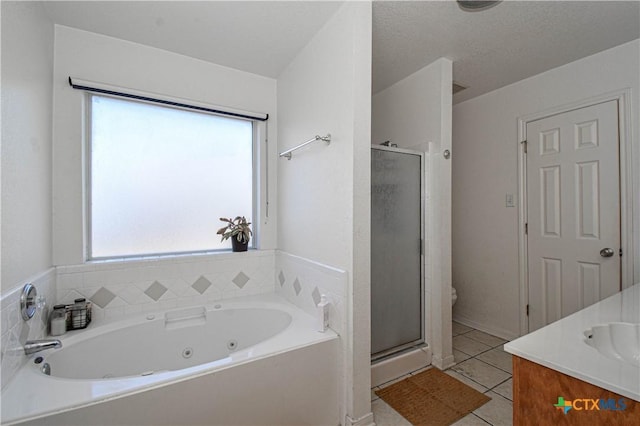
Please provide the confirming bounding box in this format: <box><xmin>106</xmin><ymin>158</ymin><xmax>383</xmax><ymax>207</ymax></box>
<box><xmin>371</xmin><ymin>147</ymin><xmax>424</xmax><ymax>358</ymax></box>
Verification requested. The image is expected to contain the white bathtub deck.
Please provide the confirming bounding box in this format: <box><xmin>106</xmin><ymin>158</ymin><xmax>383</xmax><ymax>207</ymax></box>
<box><xmin>1</xmin><ymin>293</ymin><xmax>338</xmax><ymax>425</ymax></box>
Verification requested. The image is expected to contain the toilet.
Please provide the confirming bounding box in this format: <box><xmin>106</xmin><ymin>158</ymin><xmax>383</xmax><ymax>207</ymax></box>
<box><xmin>451</xmin><ymin>287</ymin><xmax>458</xmax><ymax>306</ymax></box>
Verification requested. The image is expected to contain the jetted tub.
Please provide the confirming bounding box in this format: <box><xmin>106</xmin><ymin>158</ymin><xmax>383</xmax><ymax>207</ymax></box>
<box><xmin>1</xmin><ymin>294</ymin><xmax>340</xmax><ymax>425</ymax></box>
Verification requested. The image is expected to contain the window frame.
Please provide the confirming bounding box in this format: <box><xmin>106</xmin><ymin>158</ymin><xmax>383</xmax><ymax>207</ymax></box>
<box><xmin>84</xmin><ymin>92</ymin><xmax>260</xmax><ymax>261</ymax></box>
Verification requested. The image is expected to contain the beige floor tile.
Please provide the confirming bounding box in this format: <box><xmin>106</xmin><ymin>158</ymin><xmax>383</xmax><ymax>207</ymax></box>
<box><xmin>454</xmin><ymin>349</ymin><xmax>472</xmax><ymax>364</ymax></box>
<box><xmin>453</xmin><ymin>321</ymin><xmax>474</xmax><ymax>336</ymax></box>
<box><xmin>445</xmin><ymin>369</ymin><xmax>489</xmax><ymax>393</ymax></box>
<box><xmin>492</xmin><ymin>378</ymin><xmax>513</xmax><ymax>401</ymax></box>
<box><xmin>474</xmin><ymin>391</ymin><xmax>513</xmax><ymax>426</ymax></box>
<box><xmin>476</xmin><ymin>347</ymin><xmax>513</xmax><ymax>373</ymax></box>
<box><xmin>451</xmin><ymin>358</ymin><xmax>511</xmax><ymax>389</ymax></box>
<box><xmin>452</xmin><ymin>413</ymin><xmax>492</xmax><ymax>425</ymax></box>
<box><xmin>371</xmin><ymin>399</ymin><xmax>412</xmax><ymax>426</ymax></box>
<box><xmin>453</xmin><ymin>335</ymin><xmax>492</xmax><ymax>356</ymax></box>
<box><xmin>464</xmin><ymin>329</ymin><xmax>508</xmax><ymax>348</ymax></box>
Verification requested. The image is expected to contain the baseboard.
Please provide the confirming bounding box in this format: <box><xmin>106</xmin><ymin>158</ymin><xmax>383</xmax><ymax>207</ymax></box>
<box><xmin>346</xmin><ymin>412</ymin><xmax>375</xmax><ymax>426</ymax></box>
<box><xmin>453</xmin><ymin>314</ymin><xmax>520</xmax><ymax>341</ymax></box>
<box><xmin>431</xmin><ymin>353</ymin><xmax>455</xmax><ymax>370</ymax></box>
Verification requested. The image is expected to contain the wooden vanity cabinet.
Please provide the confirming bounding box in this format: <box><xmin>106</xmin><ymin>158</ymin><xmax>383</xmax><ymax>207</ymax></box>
<box><xmin>512</xmin><ymin>356</ymin><xmax>640</xmax><ymax>425</ymax></box>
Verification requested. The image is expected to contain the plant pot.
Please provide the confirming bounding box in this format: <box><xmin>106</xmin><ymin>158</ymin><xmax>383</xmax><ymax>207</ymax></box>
<box><xmin>231</xmin><ymin>238</ymin><xmax>248</xmax><ymax>252</ymax></box>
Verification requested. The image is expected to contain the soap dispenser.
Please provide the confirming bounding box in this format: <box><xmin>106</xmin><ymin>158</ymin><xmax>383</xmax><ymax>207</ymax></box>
<box><xmin>316</xmin><ymin>294</ymin><xmax>330</xmax><ymax>332</ymax></box>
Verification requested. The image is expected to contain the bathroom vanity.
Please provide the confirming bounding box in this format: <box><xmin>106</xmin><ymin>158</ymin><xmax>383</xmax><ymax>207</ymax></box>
<box><xmin>505</xmin><ymin>283</ymin><xmax>640</xmax><ymax>425</ymax></box>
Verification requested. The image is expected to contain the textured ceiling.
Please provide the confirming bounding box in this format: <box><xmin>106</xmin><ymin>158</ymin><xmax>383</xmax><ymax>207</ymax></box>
<box><xmin>373</xmin><ymin>1</ymin><xmax>640</xmax><ymax>102</ymax></box>
<box><xmin>41</xmin><ymin>1</ymin><xmax>640</xmax><ymax>104</ymax></box>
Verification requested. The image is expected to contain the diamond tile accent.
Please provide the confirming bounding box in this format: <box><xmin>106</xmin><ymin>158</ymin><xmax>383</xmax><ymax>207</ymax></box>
<box><xmin>192</xmin><ymin>276</ymin><xmax>212</xmax><ymax>294</ymax></box>
<box><xmin>144</xmin><ymin>281</ymin><xmax>168</xmax><ymax>301</ymax></box>
<box><xmin>91</xmin><ymin>287</ymin><xmax>116</xmax><ymax>308</ymax></box>
<box><xmin>312</xmin><ymin>286</ymin><xmax>321</xmax><ymax>305</ymax></box>
<box><xmin>232</xmin><ymin>272</ymin><xmax>250</xmax><ymax>289</ymax></box>
<box><xmin>293</xmin><ymin>278</ymin><xmax>302</xmax><ymax>296</ymax></box>
<box><xmin>278</xmin><ymin>271</ymin><xmax>286</xmax><ymax>286</ymax></box>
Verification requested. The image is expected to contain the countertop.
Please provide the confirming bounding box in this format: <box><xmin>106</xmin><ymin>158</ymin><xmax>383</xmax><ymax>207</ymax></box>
<box><xmin>504</xmin><ymin>283</ymin><xmax>640</xmax><ymax>401</ymax></box>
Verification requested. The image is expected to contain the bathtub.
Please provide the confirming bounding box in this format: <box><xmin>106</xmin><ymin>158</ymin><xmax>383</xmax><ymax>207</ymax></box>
<box><xmin>1</xmin><ymin>294</ymin><xmax>340</xmax><ymax>425</ymax></box>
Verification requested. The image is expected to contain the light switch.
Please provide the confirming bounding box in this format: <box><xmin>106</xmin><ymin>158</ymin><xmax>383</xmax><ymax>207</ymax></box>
<box><xmin>506</xmin><ymin>193</ymin><xmax>515</xmax><ymax>207</ymax></box>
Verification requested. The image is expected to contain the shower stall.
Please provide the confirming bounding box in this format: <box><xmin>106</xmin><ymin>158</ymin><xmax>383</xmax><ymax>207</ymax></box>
<box><xmin>371</xmin><ymin>146</ymin><xmax>425</xmax><ymax>360</ymax></box>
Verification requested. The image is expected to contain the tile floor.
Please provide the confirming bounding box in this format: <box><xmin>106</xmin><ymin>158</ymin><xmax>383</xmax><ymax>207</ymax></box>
<box><xmin>372</xmin><ymin>322</ymin><xmax>513</xmax><ymax>425</ymax></box>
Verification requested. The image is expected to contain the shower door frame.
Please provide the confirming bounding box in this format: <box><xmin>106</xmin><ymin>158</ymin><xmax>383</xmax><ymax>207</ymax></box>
<box><xmin>371</xmin><ymin>145</ymin><xmax>426</xmax><ymax>361</ymax></box>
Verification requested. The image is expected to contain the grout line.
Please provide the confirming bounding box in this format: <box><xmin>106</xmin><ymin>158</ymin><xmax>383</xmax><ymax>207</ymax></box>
<box><xmin>488</xmin><ymin>376</ymin><xmax>512</xmax><ymax>391</ymax></box>
<box><xmin>449</xmin><ymin>369</ymin><xmax>491</xmax><ymax>392</ymax></box>
<box><xmin>468</xmin><ymin>357</ymin><xmax>512</xmax><ymax>382</ymax></box>
<box><xmin>464</xmin><ymin>338</ymin><xmax>507</xmax><ymax>349</ymax></box>
<box><xmin>452</xmin><ymin>345</ymin><xmax>494</xmax><ymax>358</ymax></box>
<box><xmin>481</xmin><ymin>362</ymin><xmax>512</xmax><ymax>375</ymax></box>
<box><xmin>470</xmin><ymin>413</ymin><xmax>493</xmax><ymax>425</ymax></box>
<box><xmin>483</xmin><ymin>389</ymin><xmax>511</xmax><ymax>401</ymax></box>
<box><xmin>462</xmin><ymin>331</ymin><xmax>508</xmax><ymax>346</ymax></box>
<box><xmin>472</xmin><ymin>355</ymin><xmax>513</xmax><ymax>374</ymax></box>
<box><xmin>474</xmin><ymin>350</ymin><xmax>514</xmax><ymax>375</ymax></box>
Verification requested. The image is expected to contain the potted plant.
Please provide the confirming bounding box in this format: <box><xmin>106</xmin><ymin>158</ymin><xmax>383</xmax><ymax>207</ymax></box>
<box><xmin>217</xmin><ymin>216</ymin><xmax>253</xmax><ymax>252</ymax></box>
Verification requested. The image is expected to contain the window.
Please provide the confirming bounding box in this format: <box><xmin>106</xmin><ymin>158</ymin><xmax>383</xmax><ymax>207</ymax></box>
<box><xmin>89</xmin><ymin>94</ymin><xmax>255</xmax><ymax>259</ymax></box>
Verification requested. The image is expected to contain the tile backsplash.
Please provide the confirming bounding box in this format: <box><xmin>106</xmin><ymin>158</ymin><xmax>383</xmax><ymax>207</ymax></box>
<box><xmin>274</xmin><ymin>250</ymin><xmax>348</xmax><ymax>426</ymax></box>
<box><xmin>1</xmin><ymin>249</ymin><xmax>345</xmax><ymax>390</ymax></box>
<box><xmin>275</xmin><ymin>250</ymin><xmax>347</xmax><ymax>338</ymax></box>
<box><xmin>56</xmin><ymin>250</ymin><xmax>276</xmax><ymax>323</ymax></box>
<box><xmin>1</xmin><ymin>268</ymin><xmax>56</xmax><ymax>390</ymax></box>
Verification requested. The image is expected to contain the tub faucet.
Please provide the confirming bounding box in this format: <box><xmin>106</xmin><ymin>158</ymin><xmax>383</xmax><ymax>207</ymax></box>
<box><xmin>24</xmin><ymin>339</ymin><xmax>62</xmax><ymax>355</ymax></box>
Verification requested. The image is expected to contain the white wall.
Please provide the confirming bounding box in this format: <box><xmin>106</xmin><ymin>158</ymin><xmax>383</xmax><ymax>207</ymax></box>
<box><xmin>1</xmin><ymin>1</ymin><xmax>54</xmax><ymax>293</ymax></box>
<box><xmin>452</xmin><ymin>40</ymin><xmax>640</xmax><ymax>340</ymax></box>
<box><xmin>372</xmin><ymin>59</ymin><xmax>449</xmax><ymax>152</ymax></box>
<box><xmin>51</xmin><ymin>25</ymin><xmax>278</xmax><ymax>266</ymax></box>
<box><xmin>371</xmin><ymin>58</ymin><xmax>454</xmax><ymax>369</ymax></box>
<box><xmin>277</xmin><ymin>2</ymin><xmax>373</xmax><ymax>425</ymax></box>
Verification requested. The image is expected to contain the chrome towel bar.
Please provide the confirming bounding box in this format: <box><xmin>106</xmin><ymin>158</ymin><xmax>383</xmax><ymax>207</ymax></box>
<box><xmin>279</xmin><ymin>134</ymin><xmax>331</xmax><ymax>160</ymax></box>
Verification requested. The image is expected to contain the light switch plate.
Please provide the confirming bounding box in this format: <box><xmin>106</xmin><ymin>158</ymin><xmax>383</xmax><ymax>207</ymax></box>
<box><xmin>506</xmin><ymin>193</ymin><xmax>515</xmax><ymax>207</ymax></box>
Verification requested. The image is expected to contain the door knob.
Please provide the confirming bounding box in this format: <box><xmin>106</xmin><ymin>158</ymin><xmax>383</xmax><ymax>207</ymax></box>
<box><xmin>600</xmin><ymin>248</ymin><xmax>615</xmax><ymax>258</ymax></box>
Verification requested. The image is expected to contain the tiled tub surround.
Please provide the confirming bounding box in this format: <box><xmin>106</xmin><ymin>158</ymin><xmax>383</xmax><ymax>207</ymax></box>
<box><xmin>274</xmin><ymin>250</ymin><xmax>349</xmax><ymax>422</ymax></box>
<box><xmin>2</xmin><ymin>249</ymin><xmax>347</xmax><ymax>390</ymax></box>
<box><xmin>2</xmin><ymin>294</ymin><xmax>340</xmax><ymax>425</ymax></box>
<box><xmin>56</xmin><ymin>250</ymin><xmax>276</xmax><ymax>323</ymax></box>
<box><xmin>1</xmin><ymin>268</ymin><xmax>57</xmax><ymax>390</ymax></box>
<box><xmin>275</xmin><ymin>250</ymin><xmax>348</xmax><ymax>338</ymax></box>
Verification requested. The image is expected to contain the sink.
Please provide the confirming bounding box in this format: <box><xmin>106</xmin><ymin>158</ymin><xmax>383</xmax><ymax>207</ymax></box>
<box><xmin>584</xmin><ymin>322</ymin><xmax>640</xmax><ymax>367</ymax></box>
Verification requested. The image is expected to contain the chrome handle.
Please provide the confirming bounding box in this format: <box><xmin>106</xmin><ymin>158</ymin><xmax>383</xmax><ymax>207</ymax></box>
<box><xmin>600</xmin><ymin>248</ymin><xmax>614</xmax><ymax>258</ymax></box>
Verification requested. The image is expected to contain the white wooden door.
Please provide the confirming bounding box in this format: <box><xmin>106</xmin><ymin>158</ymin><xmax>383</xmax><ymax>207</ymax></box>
<box><xmin>526</xmin><ymin>100</ymin><xmax>620</xmax><ymax>332</ymax></box>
